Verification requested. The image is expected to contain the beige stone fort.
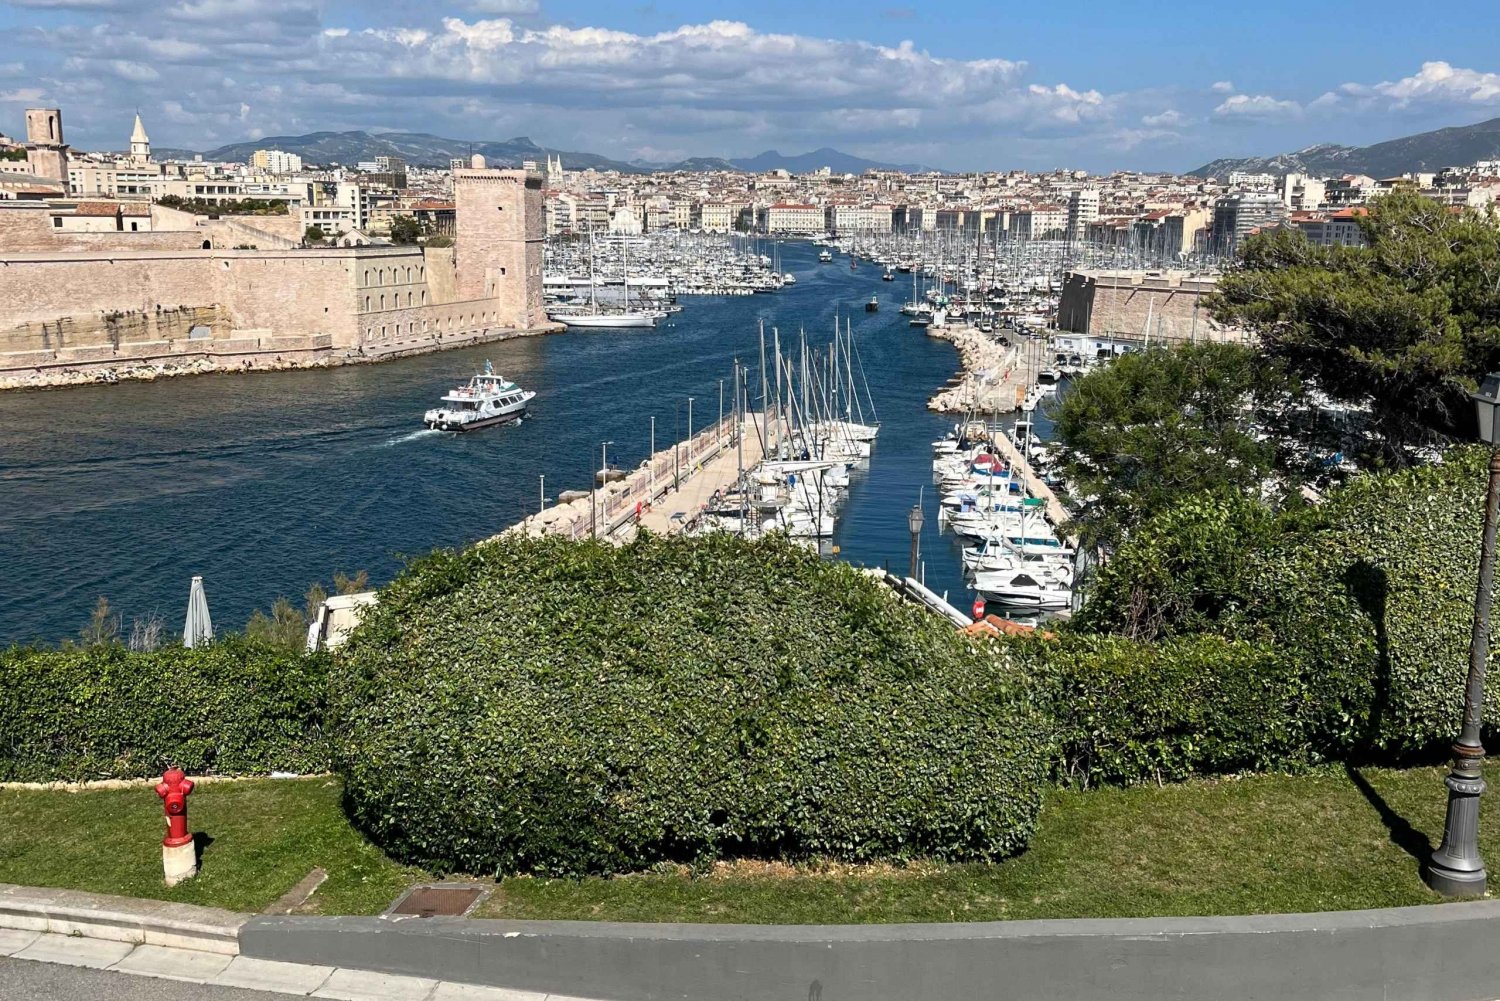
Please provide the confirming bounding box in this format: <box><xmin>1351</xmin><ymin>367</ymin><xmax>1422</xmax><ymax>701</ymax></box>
<box><xmin>1057</xmin><ymin>270</ymin><xmax>1247</xmax><ymax>345</ymax></box>
<box><xmin>0</xmin><ymin>109</ymin><xmax>552</xmax><ymax>389</ymax></box>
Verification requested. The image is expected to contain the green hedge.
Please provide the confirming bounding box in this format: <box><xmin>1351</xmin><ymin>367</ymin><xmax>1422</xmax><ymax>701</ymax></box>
<box><xmin>1021</xmin><ymin>633</ymin><xmax>1326</xmax><ymax>787</ymax></box>
<box><xmin>1075</xmin><ymin>444</ymin><xmax>1498</xmax><ymax>763</ymax></box>
<box><xmin>0</xmin><ymin>637</ymin><xmax>331</xmax><ymax>782</ymax></box>
<box><xmin>330</xmin><ymin>533</ymin><xmax>1048</xmax><ymax>877</ymax></box>
<box><xmin>1236</xmin><ymin>446</ymin><xmax>1498</xmax><ymax>754</ymax></box>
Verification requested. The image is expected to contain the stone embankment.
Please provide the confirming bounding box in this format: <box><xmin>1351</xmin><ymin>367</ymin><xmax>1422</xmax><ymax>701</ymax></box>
<box><xmin>0</xmin><ymin>324</ymin><xmax>563</xmax><ymax>393</ymax></box>
<box><xmin>926</xmin><ymin>325</ymin><xmax>1037</xmax><ymax>415</ymax></box>
<box><xmin>0</xmin><ymin>356</ymin><xmax>335</xmax><ymax>392</ymax></box>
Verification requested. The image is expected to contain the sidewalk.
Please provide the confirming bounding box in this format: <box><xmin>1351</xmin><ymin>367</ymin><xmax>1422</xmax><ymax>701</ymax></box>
<box><xmin>0</xmin><ymin>884</ymin><xmax>606</xmax><ymax>1001</ymax></box>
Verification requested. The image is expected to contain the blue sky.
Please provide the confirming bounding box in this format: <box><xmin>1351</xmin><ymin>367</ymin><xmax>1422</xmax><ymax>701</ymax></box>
<box><xmin>2</xmin><ymin>0</ymin><xmax>1499</xmax><ymax>171</ymax></box>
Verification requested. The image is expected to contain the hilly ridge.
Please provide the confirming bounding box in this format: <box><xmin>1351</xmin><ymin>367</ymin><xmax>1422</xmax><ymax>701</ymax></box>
<box><xmin>1191</xmin><ymin>117</ymin><xmax>1500</xmax><ymax>179</ymax></box>
<box><xmin>155</xmin><ymin>130</ymin><xmax>940</xmax><ymax>175</ymax></box>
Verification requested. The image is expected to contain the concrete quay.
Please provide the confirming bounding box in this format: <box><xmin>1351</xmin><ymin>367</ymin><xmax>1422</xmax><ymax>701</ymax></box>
<box><xmin>507</xmin><ymin>413</ymin><xmax>769</xmax><ymax>543</ymax></box>
<box><xmin>926</xmin><ymin>324</ymin><xmax>1038</xmax><ymax>415</ymax></box>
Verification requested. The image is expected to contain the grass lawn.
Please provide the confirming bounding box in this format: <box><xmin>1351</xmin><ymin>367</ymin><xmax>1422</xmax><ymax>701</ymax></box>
<box><xmin>0</xmin><ymin>777</ymin><xmax>420</xmax><ymax>915</ymax></box>
<box><xmin>0</xmin><ymin>764</ymin><xmax>1491</xmax><ymax>922</ymax></box>
<box><xmin>479</xmin><ymin>763</ymin><xmax>1489</xmax><ymax>923</ymax></box>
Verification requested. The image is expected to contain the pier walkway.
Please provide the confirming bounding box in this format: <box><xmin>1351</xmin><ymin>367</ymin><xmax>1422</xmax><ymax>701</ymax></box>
<box><xmin>989</xmin><ymin>428</ymin><xmax>1071</xmax><ymax>532</ymax></box>
<box><xmin>507</xmin><ymin>414</ymin><xmax>769</xmax><ymax>543</ymax></box>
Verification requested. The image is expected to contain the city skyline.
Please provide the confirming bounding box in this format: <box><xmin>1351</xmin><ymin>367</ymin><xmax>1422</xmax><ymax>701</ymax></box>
<box><xmin>2</xmin><ymin>0</ymin><xmax>1500</xmax><ymax>172</ymax></box>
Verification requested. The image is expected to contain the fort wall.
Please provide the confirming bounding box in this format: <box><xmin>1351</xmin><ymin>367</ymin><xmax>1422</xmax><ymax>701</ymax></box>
<box><xmin>0</xmin><ymin>168</ymin><xmax>553</xmax><ymax>390</ymax></box>
<box><xmin>1057</xmin><ymin>270</ymin><xmax>1246</xmax><ymax>344</ymax></box>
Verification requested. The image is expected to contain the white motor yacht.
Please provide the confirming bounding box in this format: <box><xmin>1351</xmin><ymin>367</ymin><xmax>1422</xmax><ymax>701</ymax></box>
<box><xmin>972</xmin><ymin>568</ymin><xmax>1072</xmax><ymax>610</ymax></box>
<box><xmin>424</xmin><ymin>362</ymin><xmax>535</xmax><ymax>432</ymax></box>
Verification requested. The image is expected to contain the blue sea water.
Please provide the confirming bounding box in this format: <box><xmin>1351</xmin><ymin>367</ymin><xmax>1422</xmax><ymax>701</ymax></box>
<box><xmin>0</xmin><ymin>241</ymin><xmax>1008</xmax><ymax>644</ymax></box>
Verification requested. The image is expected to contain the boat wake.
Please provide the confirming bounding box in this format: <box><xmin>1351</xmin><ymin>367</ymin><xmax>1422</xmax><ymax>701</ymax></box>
<box><xmin>382</xmin><ymin>428</ymin><xmax>445</xmax><ymax>447</ymax></box>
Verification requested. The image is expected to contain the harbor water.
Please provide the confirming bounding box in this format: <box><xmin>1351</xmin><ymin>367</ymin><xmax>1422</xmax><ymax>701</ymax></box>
<box><xmin>0</xmin><ymin>242</ymin><xmax>1032</xmax><ymax>644</ymax></box>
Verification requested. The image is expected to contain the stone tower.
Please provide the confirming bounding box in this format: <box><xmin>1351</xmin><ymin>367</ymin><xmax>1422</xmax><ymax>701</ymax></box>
<box><xmin>129</xmin><ymin>112</ymin><xmax>150</xmax><ymax>163</ymax></box>
<box><xmin>24</xmin><ymin>108</ymin><xmax>69</xmax><ymax>185</ymax></box>
<box><xmin>453</xmin><ymin>167</ymin><xmax>546</xmax><ymax>330</ymax></box>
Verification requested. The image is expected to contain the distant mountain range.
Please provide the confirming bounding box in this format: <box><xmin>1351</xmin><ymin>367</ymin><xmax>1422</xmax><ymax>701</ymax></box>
<box><xmin>1191</xmin><ymin>117</ymin><xmax>1500</xmax><ymax>180</ymax></box>
<box><xmin>727</xmin><ymin>147</ymin><xmax>936</xmax><ymax>174</ymax></box>
<box><xmin>152</xmin><ymin>131</ymin><xmax>940</xmax><ymax>175</ymax></box>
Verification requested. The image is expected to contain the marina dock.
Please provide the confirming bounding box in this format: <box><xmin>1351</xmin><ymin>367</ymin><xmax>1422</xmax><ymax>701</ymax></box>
<box><xmin>988</xmin><ymin>429</ymin><xmax>1071</xmax><ymax>530</ymax></box>
<box><xmin>508</xmin><ymin>413</ymin><xmax>771</xmax><ymax>542</ymax></box>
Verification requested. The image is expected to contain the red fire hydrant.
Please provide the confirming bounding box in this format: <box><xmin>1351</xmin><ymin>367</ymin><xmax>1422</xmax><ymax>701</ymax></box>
<box><xmin>156</xmin><ymin>768</ymin><xmax>194</xmax><ymax>849</ymax></box>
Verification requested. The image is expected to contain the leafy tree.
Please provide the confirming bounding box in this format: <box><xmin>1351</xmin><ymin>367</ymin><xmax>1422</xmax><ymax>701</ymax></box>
<box><xmin>424</xmin><ymin>234</ymin><xmax>454</xmax><ymax>248</ymax></box>
<box><xmin>1050</xmin><ymin>341</ymin><xmax>1295</xmax><ymax>550</ymax></box>
<box><xmin>303</xmin><ymin>224</ymin><xmax>326</xmax><ymax>244</ymax></box>
<box><xmin>388</xmin><ymin>215</ymin><xmax>423</xmax><ymax>245</ymax></box>
<box><xmin>0</xmin><ymin>147</ymin><xmax>27</xmax><ymax>162</ymax></box>
<box><xmin>1211</xmin><ymin>190</ymin><xmax>1500</xmax><ymax>463</ymax></box>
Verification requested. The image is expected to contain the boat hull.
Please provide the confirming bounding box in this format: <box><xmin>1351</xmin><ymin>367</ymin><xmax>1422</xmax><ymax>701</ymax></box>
<box><xmin>555</xmin><ymin>313</ymin><xmax>657</xmax><ymax>329</ymax></box>
<box><xmin>426</xmin><ymin>404</ymin><xmax>528</xmax><ymax>433</ymax></box>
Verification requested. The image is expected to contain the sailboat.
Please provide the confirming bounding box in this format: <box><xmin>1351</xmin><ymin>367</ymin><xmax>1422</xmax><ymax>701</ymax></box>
<box><xmin>553</xmin><ymin>232</ymin><xmax>658</xmax><ymax>329</ymax></box>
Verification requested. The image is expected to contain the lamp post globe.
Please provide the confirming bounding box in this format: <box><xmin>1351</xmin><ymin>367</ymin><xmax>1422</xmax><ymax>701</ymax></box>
<box><xmin>1427</xmin><ymin>372</ymin><xmax>1500</xmax><ymax>896</ymax></box>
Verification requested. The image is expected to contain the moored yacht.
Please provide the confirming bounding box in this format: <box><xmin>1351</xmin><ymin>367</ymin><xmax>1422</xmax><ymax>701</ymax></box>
<box><xmin>424</xmin><ymin>362</ymin><xmax>535</xmax><ymax>432</ymax></box>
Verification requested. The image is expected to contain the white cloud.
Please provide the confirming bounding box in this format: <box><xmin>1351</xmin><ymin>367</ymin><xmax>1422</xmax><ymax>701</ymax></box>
<box><xmin>1368</xmin><ymin>60</ymin><xmax>1500</xmax><ymax>105</ymax></box>
<box><xmin>1212</xmin><ymin>93</ymin><xmax>1301</xmax><ymax>120</ymax></box>
<box><xmin>1211</xmin><ymin>80</ymin><xmax>1235</xmax><ymax>93</ymax></box>
<box><xmin>1142</xmin><ymin>109</ymin><xmax>1183</xmax><ymax>127</ymax></box>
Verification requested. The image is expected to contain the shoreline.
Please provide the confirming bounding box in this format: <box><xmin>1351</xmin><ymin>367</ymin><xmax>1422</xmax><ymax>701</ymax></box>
<box><xmin>925</xmin><ymin>324</ymin><xmax>1038</xmax><ymax>415</ymax></box>
<box><xmin>0</xmin><ymin>323</ymin><xmax>564</xmax><ymax>394</ymax></box>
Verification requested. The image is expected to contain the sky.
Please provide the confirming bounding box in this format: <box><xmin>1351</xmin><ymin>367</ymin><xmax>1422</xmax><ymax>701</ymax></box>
<box><xmin>2</xmin><ymin>0</ymin><xmax>1500</xmax><ymax>172</ymax></box>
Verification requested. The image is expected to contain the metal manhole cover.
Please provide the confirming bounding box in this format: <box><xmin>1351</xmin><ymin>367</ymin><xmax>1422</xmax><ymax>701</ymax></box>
<box><xmin>387</xmin><ymin>884</ymin><xmax>487</xmax><ymax>918</ymax></box>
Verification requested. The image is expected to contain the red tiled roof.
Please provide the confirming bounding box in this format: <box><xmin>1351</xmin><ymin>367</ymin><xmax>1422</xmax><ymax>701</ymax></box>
<box><xmin>73</xmin><ymin>201</ymin><xmax>121</xmax><ymax>216</ymax></box>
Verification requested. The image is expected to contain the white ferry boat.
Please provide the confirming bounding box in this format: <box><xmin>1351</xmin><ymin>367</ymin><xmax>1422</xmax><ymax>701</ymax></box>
<box><xmin>424</xmin><ymin>362</ymin><xmax>535</xmax><ymax>432</ymax></box>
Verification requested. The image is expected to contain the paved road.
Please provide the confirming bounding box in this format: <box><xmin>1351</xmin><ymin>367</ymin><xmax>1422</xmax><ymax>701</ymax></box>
<box><xmin>0</xmin><ymin>956</ymin><xmax>295</xmax><ymax>1000</ymax></box>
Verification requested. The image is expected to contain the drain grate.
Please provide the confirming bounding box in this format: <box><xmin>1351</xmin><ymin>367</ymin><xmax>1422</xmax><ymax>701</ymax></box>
<box><xmin>387</xmin><ymin>884</ymin><xmax>487</xmax><ymax>918</ymax></box>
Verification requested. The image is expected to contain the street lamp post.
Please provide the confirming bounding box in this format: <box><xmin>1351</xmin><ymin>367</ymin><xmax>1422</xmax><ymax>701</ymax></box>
<box><xmin>907</xmin><ymin>502</ymin><xmax>924</xmax><ymax>580</ymax></box>
<box><xmin>687</xmin><ymin>396</ymin><xmax>695</xmax><ymax>458</ymax></box>
<box><xmin>649</xmin><ymin>416</ymin><xmax>656</xmax><ymax>498</ymax></box>
<box><xmin>592</xmin><ymin>440</ymin><xmax>614</xmax><ymax>540</ymax></box>
<box><xmin>1427</xmin><ymin>372</ymin><xmax>1500</xmax><ymax>897</ymax></box>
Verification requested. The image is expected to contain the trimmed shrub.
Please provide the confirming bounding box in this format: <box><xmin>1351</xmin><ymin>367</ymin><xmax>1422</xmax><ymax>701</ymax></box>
<box><xmin>0</xmin><ymin>636</ymin><xmax>331</xmax><ymax>782</ymax></box>
<box><xmin>1235</xmin><ymin>446</ymin><xmax>1499</xmax><ymax>754</ymax></box>
<box><xmin>1021</xmin><ymin>633</ymin><xmax>1325</xmax><ymax>787</ymax></box>
<box><xmin>330</xmin><ymin>533</ymin><xmax>1048</xmax><ymax>877</ymax></box>
<box><xmin>1078</xmin><ymin>445</ymin><xmax>1499</xmax><ymax>760</ymax></box>
<box><xmin>1072</xmin><ymin>491</ymin><xmax>1289</xmax><ymax>640</ymax></box>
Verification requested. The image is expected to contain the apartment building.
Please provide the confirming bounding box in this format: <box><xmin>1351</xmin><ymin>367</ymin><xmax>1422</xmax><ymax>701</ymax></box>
<box><xmin>759</xmin><ymin>202</ymin><xmax>824</xmax><ymax>235</ymax></box>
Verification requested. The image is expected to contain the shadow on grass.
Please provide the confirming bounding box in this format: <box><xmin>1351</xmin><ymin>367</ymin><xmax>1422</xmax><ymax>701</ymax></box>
<box><xmin>193</xmin><ymin>831</ymin><xmax>215</xmax><ymax>868</ymax></box>
<box><xmin>1345</xmin><ymin>764</ymin><xmax>1433</xmax><ymax>864</ymax></box>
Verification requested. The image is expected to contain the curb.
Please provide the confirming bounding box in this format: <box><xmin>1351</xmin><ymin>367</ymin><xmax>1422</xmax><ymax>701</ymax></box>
<box><xmin>0</xmin><ymin>883</ymin><xmax>245</xmax><ymax>956</ymax></box>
